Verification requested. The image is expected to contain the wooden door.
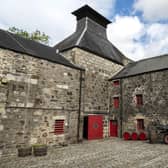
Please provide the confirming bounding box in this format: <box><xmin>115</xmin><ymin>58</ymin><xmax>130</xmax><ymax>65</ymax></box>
<box><xmin>110</xmin><ymin>120</ymin><xmax>118</xmax><ymax>137</ymax></box>
<box><xmin>88</xmin><ymin>115</ymin><xmax>103</xmax><ymax>140</ymax></box>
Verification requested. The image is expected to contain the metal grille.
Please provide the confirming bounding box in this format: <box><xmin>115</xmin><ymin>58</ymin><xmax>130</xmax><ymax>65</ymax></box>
<box><xmin>54</xmin><ymin>120</ymin><xmax>64</xmax><ymax>134</ymax></box>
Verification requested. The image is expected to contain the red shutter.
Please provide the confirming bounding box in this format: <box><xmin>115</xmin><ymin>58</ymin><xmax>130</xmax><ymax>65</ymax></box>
<box><xmin>113</xmin><ymin>97</ymin><xmax>119</xmax><ymax>108</ymax></box>
<box><xmin>136</xmin><ymin>95</ymin><xmax>143</xmax><ymax>105</ymax></box>
<box><xmin>137</xmin><ymin>119</ymin><xmax>144</xmax><ymax>130</ymax></box>
<box><xmin>113</xmin><ymin>80</ymin><xmax>119</xmax><ymax>86</ymax></box>
<box><xmin>54</xmin><ymin>120</ymin><xmax>64</xmax><ymax>134</ymax></box>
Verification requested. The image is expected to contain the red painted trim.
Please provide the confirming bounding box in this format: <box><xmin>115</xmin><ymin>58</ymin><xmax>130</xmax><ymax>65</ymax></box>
<box><xmin>113</xmin><ymin>97</ymin><xmax>119</xmax><ymax>108</ymax></box>
<box><xmin>113</xmin><ymin>80</ymin><xmax>119</xmax><ymax>86</ymax></box>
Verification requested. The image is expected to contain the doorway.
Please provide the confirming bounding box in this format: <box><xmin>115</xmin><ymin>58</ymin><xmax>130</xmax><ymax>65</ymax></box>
<box><xmin>83</xmin><ymin>115</ymin><xmax>103</xmax><ymax>140</ymax></box>
<box><xmin>110</xmin><ymin>120</ymin><xmax>118</xmax><ymax>137</ymax></box>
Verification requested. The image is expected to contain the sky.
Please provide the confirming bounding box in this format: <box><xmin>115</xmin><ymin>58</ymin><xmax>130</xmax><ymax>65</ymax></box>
<box><xmin>0</xmin><ymin>0</ymin><xmax>168</xmax><ymax>61</ymax></box>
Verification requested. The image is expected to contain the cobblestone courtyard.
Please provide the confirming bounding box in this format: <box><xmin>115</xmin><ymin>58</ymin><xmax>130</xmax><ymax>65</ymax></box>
<box><xmin>0</xmin><ymin>138</ymin><xmax>168</xmax><ymax>168</ymax></box>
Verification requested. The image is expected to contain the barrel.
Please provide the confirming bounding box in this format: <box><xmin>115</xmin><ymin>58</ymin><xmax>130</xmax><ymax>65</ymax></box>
<box><xmin>18</xmin><ymin>147</ymin><xmax>32</xmax><ymax>157</ymax></box>
<box><xmin>33</xmin><ymin>145</ymin><xmax>47</xmax><ymax>156</ymax></box>
<box><xmin>123</xmin><ymin>132</ymin><xmax>131</xmax><ymax>140</ymax></box>
<box><xmin>139</xmin><ymin>132</ymin><xmax>147</xmax><ymax>140</ymax></box>
<box><xmin>131</xmin><ymin>132</ymin><xmax>138</xmax><ymax>140</ymax></box>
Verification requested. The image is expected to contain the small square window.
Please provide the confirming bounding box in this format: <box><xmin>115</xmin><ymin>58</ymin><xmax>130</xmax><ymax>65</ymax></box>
<box><xmin>137</xmin><ymin>119</ymin><xmax>144</xmax><ymax>130</ymax></box>
<box><xmin>113</xmin><ymin>80</ymin><xmax>119</xmax><ymax>86</ymax></box>
<box><xmin>54</xmin><ymin>120</ymin><xmax>64</xmax><ymax>135</ymax></box>
<box><xmin>113</xmin><ymin>97</ymin><xmax>119</xmax><ymax>108</ymax></box>
<box><xmin>136</xmin><ymin>94</ymin><xmax>143</xmax><ymax>106</ymax></box>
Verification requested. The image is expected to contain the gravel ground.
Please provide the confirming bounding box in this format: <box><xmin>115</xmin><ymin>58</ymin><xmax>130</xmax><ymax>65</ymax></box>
<box><xmin>0</xmin><ymin>138</ymin><xmax>168</xmax><ymax>168</ymax></box>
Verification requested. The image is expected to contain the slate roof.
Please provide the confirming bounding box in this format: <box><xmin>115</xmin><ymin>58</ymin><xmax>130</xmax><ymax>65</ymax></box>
<box><xmin>55</xmin><ymin>30</ymin><xmax>129</xmax><ymax>65</ymax></box>
<box><xmin>0</xmin><ymin>29</ymin><xmax>83</xmax><ymax>71</ymax></box>
<box><xmin>54</xmin><ymin>5</ymin><xmax>131</xmax><ymax>66</ymax></box>
<box><xmin>110</xmin><ymin>54</ymin><xmax>168</xmax><ymax>80</ymax></box>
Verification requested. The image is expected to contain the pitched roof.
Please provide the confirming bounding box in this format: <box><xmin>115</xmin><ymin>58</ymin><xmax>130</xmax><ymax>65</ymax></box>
<box><xmin>55</xmin><ymin>29</ymin><xmax>129</xmax><ymax>65</ymax></box>
<box><xmin>0</xmin><ymin>29</ymin><xmax>83</xmax><ymax>71</ymax></box>
<box><xmin>54</xmin><ymin>5</ymin><xmax>131</xmax><ymax>66</ymax></box>
<box><xmin>110</xmin><ymin>54</ymin><xmax>168</xmax><ymax>80</ymax></box>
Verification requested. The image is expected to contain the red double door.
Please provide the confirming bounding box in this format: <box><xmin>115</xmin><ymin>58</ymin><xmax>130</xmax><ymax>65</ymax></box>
<box><xmin>87</xmin><ymin>115</ymin><xmax>103</xmax><ymax>140</ymax></box>
<box><xmin>110</xmin><ymin>120</ymin><xmax>118</xmax><ymax>137</ymax></box>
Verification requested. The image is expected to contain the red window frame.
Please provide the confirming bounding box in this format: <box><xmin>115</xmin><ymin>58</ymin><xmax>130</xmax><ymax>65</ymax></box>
<box><xmin>54</xmin><ymin>120</ymin><xmax>64</xmax><ymax>135</ymax></box>
<box><xmin>136</xmin><ymin>94</ymin><xmax>143</xmax><ymax>106</ymax></box>
<box><xmin>113</xmin><ymin>97</ymin><xmax>119</xmax><ymax>108</ymax></box>
<box><xmin>113</xmin><ymin>80</ymin><xmax>119</xmax><ymax>86</ymax></box>
<box><xmin>137</xmin><ymin>119</ymin><xmax>144</xmax><ymax>130</ymax></box>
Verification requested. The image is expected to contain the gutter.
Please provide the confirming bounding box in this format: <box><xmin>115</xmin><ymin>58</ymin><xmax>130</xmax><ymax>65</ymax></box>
<box><xmin>119</xmin><ymin>79</ymin><xmax>123</xmax><ymax>138</ymax></box>
<box><xmin>77</xmin><ymin>70</ymin><xmax>83</xmax><ymax>142</ymax></box>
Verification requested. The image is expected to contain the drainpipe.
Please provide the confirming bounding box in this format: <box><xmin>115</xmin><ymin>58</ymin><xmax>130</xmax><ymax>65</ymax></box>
<box><xmin>119</xmin><ymin>79</ymin><xmax>123</xmax><ymax>138</ymax></box>
<box><xmin>77</xmin><ymin>70</ymin><xmax>83</xmax><ymax>142</ymax></box>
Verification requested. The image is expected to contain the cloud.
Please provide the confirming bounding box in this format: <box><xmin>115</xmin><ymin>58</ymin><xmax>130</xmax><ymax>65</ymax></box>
<box><xmin>0</xmin><ymin>0</ymin><xmax>115</xmax><ymax>45</ymax></box>
<box><xmin>107</xmin><ymin>15</ymin><xmax>168</xmax><ymax>60</ymax></box>
<box><xmin>134</xmin><ymin>0</ymin><xmax>168</xmax><ymax>21</ymax></box>
<box><xmin>107</xmin><ymin>15</ymin><xmax>145</xmax><ymax>60</ymax></box>
<box><xmin>144</xmin><ymin>23</ymin><xmax>168</xmax><ymax>57</ymax></box>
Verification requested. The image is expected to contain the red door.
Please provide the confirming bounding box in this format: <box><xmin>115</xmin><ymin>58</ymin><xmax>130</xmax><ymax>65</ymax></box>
<box><xmin>110</xmin><ymin>120</ymin><xmax>118</xmax><ymax>137</ymax></box>
<box><xmin>88</xmin><ymin>115</ymin><xmax>103</xmax><ymax>140</ymax></box>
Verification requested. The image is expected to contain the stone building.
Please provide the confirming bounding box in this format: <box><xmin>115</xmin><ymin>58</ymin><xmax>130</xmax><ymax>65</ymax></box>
<box><xmin>0</xmin><ymin>4</ymin><xmax>168</xmax><ymax>157</ymax></box>
<box><xmin>110</xmin><ymin>55</ymin><xmax>168</xmax><ymax>137</ymax></box>
<box><xmin>0</xmin><ymin>5</ymin><xmax>132</xmax><ymax>154</ymax></box>
<box><xmin>0</xmin><ymin>29</ymin><xmax>85</xmax><ymax>155</ymax></box>
<box><xmin>54</xmin><ymin>5</ymin><xmax>131</xmax><ymax>140</ymax></box>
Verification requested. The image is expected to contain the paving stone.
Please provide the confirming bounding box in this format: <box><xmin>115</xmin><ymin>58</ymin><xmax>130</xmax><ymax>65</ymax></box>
<box><xmin>0</xmin><ymin>138</ymin><xmax>168</xmax><ymax>168</ymax></box>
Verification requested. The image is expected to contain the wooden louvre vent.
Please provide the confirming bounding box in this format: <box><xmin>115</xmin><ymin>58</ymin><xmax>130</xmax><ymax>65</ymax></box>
<box><xmin>54</xmin><ymin>120</ymin><xmax>64</xmax><ymax>135</ymax></box>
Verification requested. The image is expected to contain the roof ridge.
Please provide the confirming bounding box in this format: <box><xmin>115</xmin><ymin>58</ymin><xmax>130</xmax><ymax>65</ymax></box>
<box><xmin>135</xmin><ymin>54</ymin><xmax>168</xmax><ymax>63</ymax></box>
<box><xmin>76</xmin><ymin>17</ymin><xmax>88</xmax><ymax>45</ymax></box>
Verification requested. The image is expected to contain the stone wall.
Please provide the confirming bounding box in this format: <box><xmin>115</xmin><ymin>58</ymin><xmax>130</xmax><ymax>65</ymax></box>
<box><xmin>63</xmin><ymin>47</ymin><xmax>123</xmax><ymax>113</ymax></box>
<box><xmin>63</xmin><ymin>47</ymin><xmax>123</xmax><ymax>137</ymax></box>
<box><xmin>0</xmin><ymin>48</ymin><xmax>81</xmax><ymax>156</ymax></box>
<box><xmin>110</xmin><ymin>70</ymin><xmax>168</xmax><ymax>136</ymax></box>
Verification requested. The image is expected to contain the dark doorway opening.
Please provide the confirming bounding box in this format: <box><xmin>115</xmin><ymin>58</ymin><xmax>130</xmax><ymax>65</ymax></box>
<box><xmin>83</xmin><ymin>116</ymin><xmax>88</xmax><ymax>139</ymax></box>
